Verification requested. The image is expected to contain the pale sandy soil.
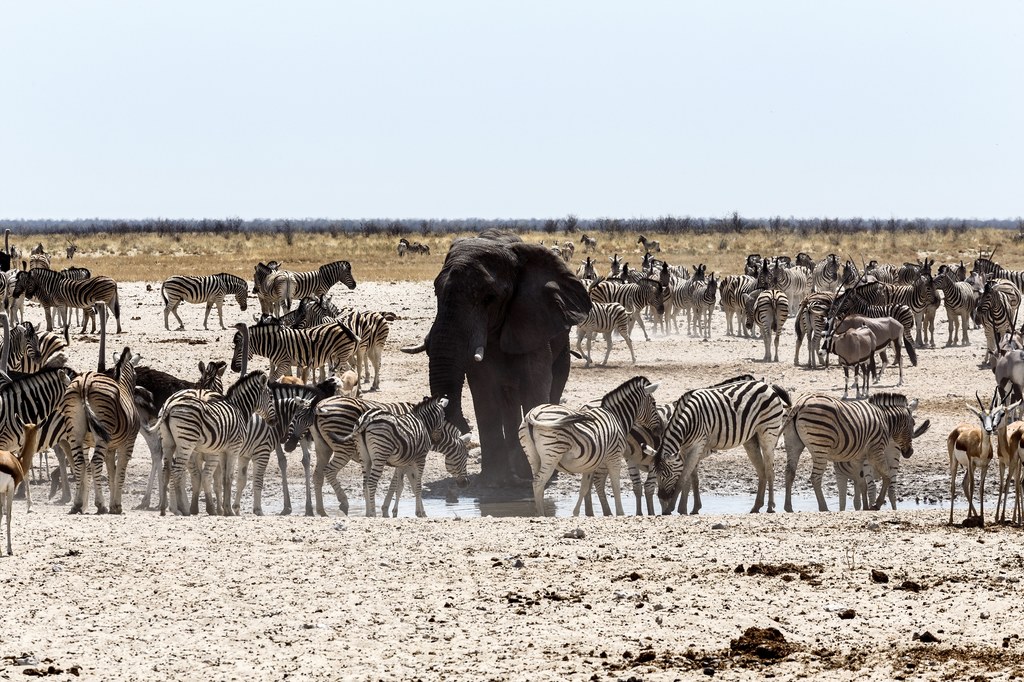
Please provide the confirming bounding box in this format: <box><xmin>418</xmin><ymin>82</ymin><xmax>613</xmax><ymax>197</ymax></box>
<box><xmin>2</xmin><ymin>279</ymin><xmax>1022</xmax><ymax>681</ymax></box>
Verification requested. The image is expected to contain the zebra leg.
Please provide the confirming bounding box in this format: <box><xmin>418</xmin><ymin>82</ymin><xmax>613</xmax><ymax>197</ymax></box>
<box><xmin>381</xmin><ymin>468</ymin><xmax>404</xmax><ymax>517</ymax></box>
<box><xmin>233</xmin><ymin>454</ymin><xmax>251</xmax><ymax>516</ymax></box>
<box><xmin>110</xmin><ymin>444</ymin><xmax>133</xmax><ymax>515</ymax></box>
<box><xmin>217</xmin><ymin>301</ymin><xmax>227</xmax><ymax>330</ymax></box>
<box><xmin>809</xmin><ymin>454</ymin><xmax>831</xmax><ymax>512</ymax></box>
<box><xmin>313</xmin><ymin>437</ymin><xmax>338</xmax><ymax>516</ymax></box>
<box><xmin>370</xmin><ymin>347</ymin><xmax>382</xmax><ymax>391</ymax></box>
<box><xmin>742</xmin><ymin>440</ymin><xmax>771</xmax><ymax>513</ymax></box>
<box><xmin>53</xmin><ymin>443</ymin><xmax>72</xmax><ymax>504</ymax></box>
<box><xmin>782</xmin><ymin>421</ymin><xmax>805</xmax><ymax>513</ymax></box>
<box><xmin>572</xmin><ymin>473</ymin><xmax>592</xmax><ymax>517</ymax></box>
<box><xmin>601</xmin><ymin>331</ymin><xmax>613</xmax><ymax>366</ymax></box>
<box><xmin>761</xmin><ymin>324</ymin><xmax>771</xmax><ymax>361</ymax></box>
<box><xmin>627</xmin><ymin>463</ymin><xmax>644</xmax><ymax>515</ymax></box>
<box><xmin>172</xmin><ymin>445</ymin><xmax>196</xmax><ymax>516</ymax></box>
<box><xmin>198</xmin><ymin>454</ymin><xmax>217</xmax><ymax>515</ymax></box>
<box><xmin>134</xmin><ymin>423</ymin><xmax>162</xmax><ymax>510</ymax></box>
<box><xmin>633</xmin><ymin>310</ymin><xmax>650</xmax><ymax>341</ymax></box>
<box><xmin>363</xmin><ymin>458</ymin><xmax>385</xmax><ymax>518</ymax></box>
<box><xmin>273</xmin><ymin>445</ymin><xmax>292</xmax><ymax>515</ymax></box>
<box><xmin>297</xmin><ymin>438</ymin><xmax>314</xmax><ymax>516</ymax></box>
<box><xmin>248</xmin><ymin>444</ymin><xmax>271</xmax><ymax>516</ymax></box>
<box><xmin>773</xmin><ymin>329</ymin><xmax>782</xmax><ymax>363</ymax></box>
<box><xmin>622</xmin><ymin>324</ymin><xmax>636</xmax><ymax>364</ymax></box>
<box><xmin>221</xmin><ymin>450</ymin><xmax>240</xmax><ymax>517</ymax></box>
<box><xmin>608</xmin><ymin>460</ymin><xmax>625</xmax><ymax>516</ymax></box>
<box><xmin>202</xmin><ymin>302</ymin><xmax>215</xmax><ymax>330</ymax></box>
<box><xmin>410</xmin><ymin>460</ymin><xmax>427</xmax><ymax>518</ymax></box>
<box><xmin>169</xmin><ymin>302</ymin><xmax>186</xmax><ymax>331</ymax></box>
<box><xmin>531</xmin><ymin>457</ymin><xmax>559</xmax><ymax>517</ymax></box>
<box><xmin>835</xmin><ymin>463</ymin><xmax>850</xmax><ymax>511</ymax></box>
<box><xmin>91</xmin><ymin>446</ymin><xmax>109</xmax><ymax>514</ymax></box>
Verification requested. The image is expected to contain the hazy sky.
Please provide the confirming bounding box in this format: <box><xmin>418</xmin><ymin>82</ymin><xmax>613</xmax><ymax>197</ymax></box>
<box><xmin>2</xmin><ymin>1</ymin><xmax>1021</xmax><ymax>220</ymax></box>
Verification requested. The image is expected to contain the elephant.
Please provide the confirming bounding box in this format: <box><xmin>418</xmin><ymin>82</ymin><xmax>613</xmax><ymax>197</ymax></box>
<box><xmin>403</xmin><ymin>231</ymin><xmax>592</xmax><ymax>488</ymax></box>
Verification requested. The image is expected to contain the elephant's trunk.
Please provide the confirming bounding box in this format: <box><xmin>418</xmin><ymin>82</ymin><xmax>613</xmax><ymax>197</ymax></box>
<box><xmin>428</xmin><ymin>310</ymin><xmax>485</xmax><ymax>435</ymax></box>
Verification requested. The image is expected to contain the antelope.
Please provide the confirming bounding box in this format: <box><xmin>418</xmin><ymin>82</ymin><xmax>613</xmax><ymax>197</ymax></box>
<box><xmin>948</xmin><ymin>391</ymin><xmax>1017</xmax><ymax>527</ymax></box>
<box><xmin>0</xmin><ymin>419</ymin><xmax>41</xmax><ymax>555</ymax></box>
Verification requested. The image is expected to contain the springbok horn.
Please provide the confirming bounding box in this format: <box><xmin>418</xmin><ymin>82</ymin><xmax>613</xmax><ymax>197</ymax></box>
<box><xmin>473</xmin><ymin>346</ymin><xmax>484</xmax><ymax>362</ymax></box>
<box><xmin>976</xmin><ymin>390</ymin><xmax>986</xmax><ymax>412</ymax></box>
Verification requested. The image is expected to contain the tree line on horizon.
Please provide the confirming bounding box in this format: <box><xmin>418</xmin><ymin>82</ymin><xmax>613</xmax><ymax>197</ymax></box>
<box><xmin>0</xmin><ymin>214</ymin><xmax>1020</xmax><ymax>238</ymax></box>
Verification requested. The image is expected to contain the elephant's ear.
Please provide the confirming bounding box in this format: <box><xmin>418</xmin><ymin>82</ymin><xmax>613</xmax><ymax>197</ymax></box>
<box><xmin>500</xmin><ymin>244</ymin><xmax>592</xmax><ymax>354</ymax></box>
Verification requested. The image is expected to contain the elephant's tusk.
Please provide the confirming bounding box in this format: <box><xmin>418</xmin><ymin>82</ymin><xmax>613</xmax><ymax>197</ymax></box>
<box><xmin>473</xmin><ymin>346</ymin><xmax>485</xmax><ymax>362</ymax></box>
<box><xmin>401</xmin><ymin>340</ymin><xmax>427</xmax><ymax>354</ymax></box>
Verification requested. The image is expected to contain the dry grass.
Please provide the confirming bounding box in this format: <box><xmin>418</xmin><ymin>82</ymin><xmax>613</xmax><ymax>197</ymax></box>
<box><xmin>9</xmin><ymin>227</ymin><xmax>1021</xmax><ymax>283</ymax></box>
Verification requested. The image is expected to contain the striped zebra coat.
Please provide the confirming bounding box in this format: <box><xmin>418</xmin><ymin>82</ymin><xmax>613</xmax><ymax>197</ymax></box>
<box><xmin>379</xmin><ymin>418</ymin><xmax>471</xmax><ymax>517</ymax></box>
<box><xmin>161</xmin><ymin>273</ymin><xmax>249</xmax><ymax>330</ymax></box>
<box><xmin>743</xmin><ymin>289</ymin><xmax>789</xmax><ymax>362</ymax></box>
<box><xmin>339</xmin><ymin>396</ymin><xmax>449</xmax><ymax>517</ymax></box>
<box><xmin>520</xmin><ymin>376</ymin><xmax>659</xmax><ymax>516</ymax></box>
<box><xmin>589</xmin><ymin>278</ymin><xmax>664</xmax><ymax>341</ymax></box>
<box><xmin>793</xmin><ymin>292</ymin><xmax>834</xmax><ymax>368</ymax></box>
<box><xmin>933</xmin><ymin>270</ymin><xmax>976</xmax><ymax>346</ymax></box>
<box><xmin>231</xmin><ymin>316</ymin><xmax>359</xmax><ymax>382</ymax></box>
<box><xmin>159</xmin><ymin>371</ymin><xmax>276</xmax><ymax>516</ymax></box>
<box><xmin>59</xmin><ymin>347</ymin><xmax>141</xmax><ymax>515</ymax></box>
<box><xmin>258</xmin><ymin>260</ymin><xmax>357</xmax><ymax>315</ymax></box>
<box><xmin>782</xmin><ymin>392</ymin><xmax>930</xmax><ymax>512</ymax></box>
<box><xmin>653</xmin><ymin>375</ymin><xmax>790</xmax><ymax>515</ymax></box>
<box><xmin>719</xmin><ymin>275</ymin><xmax>757</xmax><ymax>337</ymax></box>
<box><xmin>14</xmin><ymin>269</ymin><xmax>122</xmax><ymax>336</ymax></box>
<box><xmin>290</xmin><ymin>395</ymin><xmax>419</xmax><ymax>516</ymax></box>
<box><xmin>974</xmin><ymin>278</ymin><xmax>1022</xmax><ymax>366</ymax></box>
<box><xmin>575</xmin><ymin>302</ymin><xmax>635</xmax><ymax>367</ymax></box>
<box><xmin>8</xmin><ymin>322</ymin><xmax>67</xmax><ymax>373</ymax></box>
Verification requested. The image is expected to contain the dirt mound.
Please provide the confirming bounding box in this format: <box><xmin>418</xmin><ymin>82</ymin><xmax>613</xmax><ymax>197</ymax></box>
<box><xmin>729</xmin><ymin>627</ymin><xmax>795</xmax><ymax>661</ymax></box>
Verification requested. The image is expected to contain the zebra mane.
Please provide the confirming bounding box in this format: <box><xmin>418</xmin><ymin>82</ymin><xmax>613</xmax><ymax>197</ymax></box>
<box><xmin>602</xmin><ymin>376</ymin><xmax>652</xmax><ymax>405</ymax></box>
<box><xmin>709</xmin><ymin>374</ymin><xmax>757</xmax><ymax>388</ymax></box>
<box><xmin>868</xmin><ymin>392</ymin><xmax>909</xmax><ymax>409</ymax></box>
<box><xmin>225</xmin><ymin>371</ymin><xmax>266</xmax><ymax>399</ymax></box>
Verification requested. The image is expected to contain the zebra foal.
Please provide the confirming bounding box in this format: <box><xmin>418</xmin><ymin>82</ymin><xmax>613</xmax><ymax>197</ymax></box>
<box><xmin>652</xmin><ymin>375</ymin><xmax>790</xmax><ymax>514</ymax></box>
<box><xmin>231</xmin><ymin>316</ymin><xmax>359</xmax><ymax>382</ymax></box>
<box><xmin>520</xmin><ymin>376</ymin><xmax>659</xmax><ymax>517</ymax></box>
<box><xmin>338</xmin><ymin>396</ymin><xmax>450</xmax><ymax>517</ymax></box>
<box><xmin>575</xmin><ymin>302</ymin><xmax>636</xmax><ymax>367</ymax></box>
<box><xmin>161</xmin><ymin>273</ymin><xmax>249</xmax><ymax>330</ymax></box>
<box><xmin>782</xmin><ymin>392</ymin><xmax>930</xmax><ymax>512</ymax></box>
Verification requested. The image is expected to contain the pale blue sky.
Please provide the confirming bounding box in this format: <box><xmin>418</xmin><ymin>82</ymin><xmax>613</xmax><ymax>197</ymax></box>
<box><xmin>1</xmin><ymin>1</ymin><xmax>1020</xmax><ymax>220</ymax></box>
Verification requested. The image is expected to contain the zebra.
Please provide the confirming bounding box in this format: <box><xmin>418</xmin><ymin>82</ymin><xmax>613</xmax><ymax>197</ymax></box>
<box><xmin>334</xmin><ymin>307</ymin><xmax>392</xmax><ymax>391</ymax></box>
<box><xmin>691</xmin><ymin>273</ymin><xmax>718</xmax><ymax>338</ymax></box>
<box><xmin>575</xmin><ymin>401</ymin><xmax>671</xmax><ymax>516</ymax></box>
<box><xmin>379</xmin><ymin>418</ymin><xmax>471</xmax><ymax>517</ymax></box>
<box><xmin>158</xmin><ymin>370</ymin><xmax>277</xmax><ymax>516</ymax></box>
<box><xmin>60</xmin><ymin>346</ymin><xmax>141</xmax><ymax>515</ymax></box>
<box><xmin>757</xmin><ymin>259</ymin><xmax>809</xmax><ymax>307</ymax></box>
<box><xmin>259</xmin><ymin>260</ymin><xmax>357</xmax><ymax>315</ymax></box>
<box><xmin>580</xmin><ymin>234</ymin><xmax>598</xmax><ymax>253</ymax></box>
<box><xmin>232</xmin><ymin>378</ymin><xmax>339</xmax><ymax>516</ymax></box>
<box><xmin>608</xmin><ymin>254</ymin><xmax>622</xmax><ymax>278</ymax></box>
<box><xmin>886</xmin><ymin>274</ymin><xmax>937</xmax><ymax>348</ymax></box>
<box><xmin>575</xmin><ymin>257</ymin><xmax>597</xmax><ymax>281</ymax></box>
<box><xmin>252</xmin><ymin>261</ymin><xmax>281</xmax><ymax>314</ymax></box>
<box><xmin>974</xmin><ymin>278</ymin><xmax>1022</xmax><ymax>367</ymax></box>
<box><xmin>8</xmin><ymin>322</ymin><xmax>67</xmax><ymax>373</ymax></box>
<box><xmin>161</xmin><ymin>273</ymin><xmax>249</xmax><ymax>330</ymax></box>
<box><xmin>811</xmin><ymin>254</ymin><xmax>840</xmax><ymax>293</ymax></box>
<box><xmin>933</xmin><ymin>269</ymin><xmax>977</xmax><ymax>346</ymax></box>
<box><xmin>636</xmin><ymin>235</ymin><xmax>661</xmax><ymax>254</ymax></box>
<box><xmin>719</xmin><ymin>275</ymin><xmax>757</xmax><ymax>337</ymax></box>
<box><xmin>396</xmin><ymin>238</ymin><xmax>409</xmax><ymax>257</ymax></box>
<box><xmin>338</xmin><ymin>395</ymin><xmax>449</xmax><ymax>517</ymax></box>
<box><xmin>575</xmin><ymin>302</ymin><xmax>636</xmax><ymax>367</ymax></box>
<box><xmin>560</xmin><ymin>241</ymin><xmax>575</xmax><ymax>262</ymax></box>
<box><xmin>29</xmin><ymin>252</ymin><xmax>50</xmax><ymax>271</ymax></box>
<box><xmin>231</xmin><ymin>316</ymin><xmax>359</xmax><ymax>382</ymax></box>
<box><xmin>589</xmin><ymin>278</ymin><xmax>664</xmax><ymax>342</ymax></box>
<box><xmin>667</xmin><ymin>264</ymin><xmax>705</xmax><ymax>334</ymax></box>
<box><xmin>520</xmin><ymin>376</ymin><xmax>660</xmax><ymax>516</ymax></box>
<box><xmin>743</xmin><ymin>288</ymin><xmax>789</xmax><ymax>362</ymax></box>
<box><xmin>793</xmin><ymin>292</ymin><xmax>834</xmax><ymax>368</ymax></box>
<box><xmin>652</xmin><ymin>375</ymin><xmax>790</xmax><ymax>515</ymax></box>
<box><xmin>782</xmin><ymin>392</ymin><xmax>930</xmax><ymax>512</ymax></box>
<box><xmin>14</xmin><ymin>268</ymin><xmax>122</xmax><ymax>337</ymax></box>
<box><xmin>292</xmin><ymin>395</ymin><xmax>420</xmax><ymax>516</ymax></box>
<box><xmin>972</xmin><ymin>257</ymin><xmax>1024</xmax><ymax>295</ymax></box>
<box><xmin>131</xmin><ymin>360</ymin><xmax>228</xmax><ymax>510</ymax></box>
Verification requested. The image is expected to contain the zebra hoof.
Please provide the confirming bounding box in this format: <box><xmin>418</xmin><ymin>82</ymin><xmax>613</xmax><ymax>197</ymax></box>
<box><xmin>279</xmin><ymin>507</ymin><xmax>292</xmax><ymax>516</ymax></box>
<box><xmin>96</xmin><ymin>506</ymin><xmax>108</xmax><ymax>515</ymax></box>
<box><xmin>134</xmin><ymin>501</ymin><xmax>151</xmax><ymax>511</ymax></box>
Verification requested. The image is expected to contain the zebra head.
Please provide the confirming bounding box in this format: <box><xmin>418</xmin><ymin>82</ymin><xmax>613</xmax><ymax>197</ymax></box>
<box><xmin>233</xmin><ymin>371</ymin><xmax>277</xmax><ymax>427</ymax></box>
<box><xmin>652</xmin><ymin>393</ymin><xmax>694</xmax><ymax>514</ymax></box>
<box><xmin>323</xmin><ymin>260</ymin><xmax>357</xmax><ymax>290</ymax></box>
<box><xmin>435</xmin><ymin>420</ymin><xmax>471</xmax><ymax>489</ymax></box>
<box><xmin>282</xmin><ymin>399</ymin><xmax>315</xmax><ymax>452</ymax></box>
<box><xmin>871</xmin><ymin>393</ymin><xmax>930</xmax><ymax>459</ymax></box>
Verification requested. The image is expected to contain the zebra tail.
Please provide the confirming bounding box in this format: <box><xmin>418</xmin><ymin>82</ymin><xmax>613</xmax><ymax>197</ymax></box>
<box><xmin>903</xmin><ymin>335</ymin><xmax>918</xmax><ymax>367</ymax></box>
<box><xmin>82</xmin><ymin>398</ymin><xmax>112</xmax><ymax>443</ymax></box>
<box><xmin>771</xmin><ymin>383</ymin><xmax>792</xmax><ymax>407</ymax></box>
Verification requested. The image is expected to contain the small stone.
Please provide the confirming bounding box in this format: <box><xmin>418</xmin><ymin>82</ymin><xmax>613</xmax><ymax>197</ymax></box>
<box><xmin>918</xmin><ymin>631</ymin><xmax>941</xmax><ymax>643</ymax></box>
<box><xmin>711</xmin><ymin>522</ymin><xmax>729</xmax><ymax>530</ymax></box>
<box><xmin>703</xmin><ymin>667</ymin><xmax>715</xmax><ymax>676</ymax></box>
<box><xmin>839</xmin><ymin>609</ymin><xmax>856</xmax><ymax>620</ymax></box>
<box><xmin>734</xmin><ymin>564</ymin><xmax>744</xmax><ymax>574</ymax></box>
<box><xmin>981</xmin><ymin>611</ymin><xmax>990</xmax><ymax>620</ymax></box>
<box><xmin>563</xmin><ymin>528</ymin><xmax>585</xmax><ymax>540</ymax></box>
<box><xmin>866</xmin><ymin>521</ymin><xmax>881</xmax><ymax>531</ymax></box>
<box><xmin>871</xmin><ymin>569</ymin><xmax>890</xmax><ymax>584</ymax></box>
<box><xmin>512</xmin><ymin>559</ymin><xmax>525</xmax><ymax>569</ymax></box>
<box><xmin>628</xmin><ymin>571</ymin><xmax>642</xmax><ymax>581</ymax></box>
<box><xmin>14</xmin><ymin>656</ymin><xmax>38</xmax><ymax>667</ymax></box>
<box><xmin>333</xmin><ymin>522</ymin><xmax>346</xmax><ymax>531</ymax></box>
<box><xmin>655</xmin><ymin>616</ymin><xmax>664</xmax><ymax>625</ymax></box>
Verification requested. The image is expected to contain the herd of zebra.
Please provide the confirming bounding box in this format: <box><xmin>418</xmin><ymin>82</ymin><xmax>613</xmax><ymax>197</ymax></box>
<box><xmin>3</xmin><ymin>235</ymin><xmax>1024</xmax><ymax>555</ymax></box>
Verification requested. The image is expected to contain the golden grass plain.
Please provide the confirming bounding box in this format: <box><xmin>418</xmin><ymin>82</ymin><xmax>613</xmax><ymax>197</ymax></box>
<box><xmin>9</xmin><ymin>227</ymin><xmax>1022</xmax><ymax>283</ymax></box>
